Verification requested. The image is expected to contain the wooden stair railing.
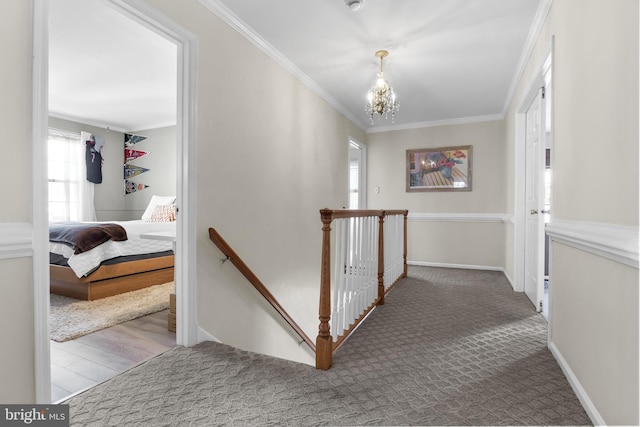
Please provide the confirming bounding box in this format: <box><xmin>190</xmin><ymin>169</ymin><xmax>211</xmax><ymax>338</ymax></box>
<box><xmin>316</xmin><ymin>209</ymin><xmax>408</xmax><ymax>370</ymax></box>
<box><xmin>208</xmin><ymin>227</ymin><xmax>316</xmax><ymax>352</ymax></box>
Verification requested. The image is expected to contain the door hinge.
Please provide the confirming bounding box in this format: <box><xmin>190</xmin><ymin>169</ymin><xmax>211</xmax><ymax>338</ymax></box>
<box><xmin>541</xmin><ymin>87</ymin><xmax>546</xmax><ymax>99</ymax></box>
<box><xmin>539</xmin><ymin>300</ymin><xmax>544</xmax><ymax>312</ymax></box>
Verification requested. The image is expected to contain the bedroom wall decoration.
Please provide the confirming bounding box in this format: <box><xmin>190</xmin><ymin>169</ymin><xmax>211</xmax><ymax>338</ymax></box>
<box><xmin>124</xmin><ymin>133</ymin><xmax>150</xmax><ymax>195</ymax></box>
<box><xmin>84</xmin><ymin>131</ymin><xmax>103</xmax><ymax>184</ymax></box>
<box><xmin>124</xmin><ymin>148</ymin><xmax>148</xmax><ymax>163</ymax></box>
<box><xmin>124</xmin><ymin>133</ymin><xmax>148</xmax><ymax>146</ymax></box>
<box><xmin>125</xmin><ymin>179</ymin><xmax>149</xmax><ymax>194</ymax></box>
<box><xmin>124</xmin><ymin>165</ymin><xmax>150</xmax><ymax>179</ymax></box>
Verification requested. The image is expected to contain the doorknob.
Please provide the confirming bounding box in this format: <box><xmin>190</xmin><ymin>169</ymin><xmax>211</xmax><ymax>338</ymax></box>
<box><xmin>530</xmin><ymin>209</ymin><xmax>538</xmax><ymax>215</ymax></box>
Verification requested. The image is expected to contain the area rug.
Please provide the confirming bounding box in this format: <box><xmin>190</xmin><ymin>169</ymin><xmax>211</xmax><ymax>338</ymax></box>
<box><xmin>50</xmin><ymin>282</ymin><xmax>174</xmax><ymax>342</ymax></box>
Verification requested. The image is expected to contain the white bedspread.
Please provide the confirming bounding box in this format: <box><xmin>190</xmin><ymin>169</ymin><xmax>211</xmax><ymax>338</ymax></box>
<box><xmin>50</xmin><ymin>220</ymin><xmax>175</xmax><ymax>278</ymax></box>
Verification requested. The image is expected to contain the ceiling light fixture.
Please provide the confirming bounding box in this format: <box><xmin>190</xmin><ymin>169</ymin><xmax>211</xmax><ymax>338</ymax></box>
<box><xmin>365</xmin><ymin>50</ymin><xmax>399</xmax><ymax>123</ymax></box>
<box><xmin>345</xmin><ymin>0</ymin><xmax>364</xmax><ymax>11</ymax></box>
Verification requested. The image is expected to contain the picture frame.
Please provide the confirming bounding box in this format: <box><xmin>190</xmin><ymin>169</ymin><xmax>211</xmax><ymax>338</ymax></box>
<box><xmin>406</xmin><ymin>145</ymin><xmax>472</xmax><ymax>192</ymax></box>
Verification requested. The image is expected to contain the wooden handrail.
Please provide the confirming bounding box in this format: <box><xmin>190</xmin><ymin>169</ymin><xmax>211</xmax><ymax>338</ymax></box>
<box><xmin>208</xmin><ymin>227</ymin><xmax>316</xmax><ymax>352</ymax></box>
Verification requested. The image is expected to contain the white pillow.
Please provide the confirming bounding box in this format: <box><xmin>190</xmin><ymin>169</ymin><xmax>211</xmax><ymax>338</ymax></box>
<box><xmin>141</xmin><ymin>195</ymin><xmax>176</xmax><ymax>222</ymax></box>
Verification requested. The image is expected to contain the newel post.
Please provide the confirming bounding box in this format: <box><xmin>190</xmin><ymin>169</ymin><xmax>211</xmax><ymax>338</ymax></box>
<box><xmin>316</xmin><ymin>208</ymin><xmax>333</xmax><ymax>370</ymax></box>
<box><xmin>403</xmin><ymin>210</ymin><xmax>408</xmax><ymax>278</ymax></box>
<box><xmin>377</xmin><ymin>210</ymin><xmax>385</xmax><ymax>305</ymax></box>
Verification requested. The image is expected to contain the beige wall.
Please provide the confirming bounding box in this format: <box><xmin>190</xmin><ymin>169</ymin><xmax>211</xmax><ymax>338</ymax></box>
<box><xmin>145</xmin><ymin>0</ymin><xmax>365</xmax><ymax>364</ymax></box>
<box><xmin>504</xmin><ymin>0</ymin><xmax>639</xmax><ymax>423</ymax></box>
<box><xmin>407</xmin><ymin>221</ymin><xmax>505</xmax><ymax>268</ymax></box>
<box><xmin>366</xmin><ymin>121</ymin><xmax>507</xmax><ymax>269</ymax></box>
<box><xmin>552</xmin><ymin>245</ymin><xmax>638</xmax><ymax>425</ymax></box>
<box><xmin>0</xmin><ymin>0</ymin><xmax>36</xmax><ymax>402</ymax></box>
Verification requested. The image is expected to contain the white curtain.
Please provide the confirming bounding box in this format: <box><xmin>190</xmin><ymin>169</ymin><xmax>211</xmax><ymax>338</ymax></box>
<box><xmin>48</xmin><ymin>129</ymin><xmax>96</xmax><ymax>222</ymax></box>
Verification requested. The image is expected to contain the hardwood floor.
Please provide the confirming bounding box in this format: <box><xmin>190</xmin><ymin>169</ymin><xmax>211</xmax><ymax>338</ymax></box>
<box><xmin>51</xmin><ymin>309</ymin><xmax>176</xmax><ymax>403</ymax></box>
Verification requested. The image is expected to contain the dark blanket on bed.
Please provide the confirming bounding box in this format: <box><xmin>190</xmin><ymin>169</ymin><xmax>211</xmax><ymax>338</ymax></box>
<box><xmin>49</xmin><ymin>222</ymin><xmax>128</xmax><ymax>254</ymax></box>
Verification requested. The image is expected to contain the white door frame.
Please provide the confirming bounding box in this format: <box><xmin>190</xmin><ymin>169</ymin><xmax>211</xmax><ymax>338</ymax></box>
<box><xmin>348</xmin><ymin>137</ymin><xmax>367</xmax><ymax>209</ymax></box>
<box><xmin>513</xmin><ymin>39</ymin><xmax>553</xmax><ymax>297</ymax></box>
<box><xmin>32</xmin><ymin>0</ymin><xmax>199</xmax><ymax>403</ymax></box>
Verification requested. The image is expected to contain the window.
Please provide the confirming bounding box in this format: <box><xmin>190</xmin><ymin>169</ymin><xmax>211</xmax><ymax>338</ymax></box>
<box><xmin>47</xmin><ymin>129</ymin><xmax>87</xmax><ymax>222</ymax></box>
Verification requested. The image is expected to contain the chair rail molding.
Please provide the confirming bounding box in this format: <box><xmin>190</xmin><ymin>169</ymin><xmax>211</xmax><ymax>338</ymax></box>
<box><xmin>0</xmin><ymin>223</ymin><xmax>33</xmax><ymax>260</ymax></box>
<box><xmin>408</xmin><ymin>212</ymin><xmax>513</xmax><ymax>224</ymax></box>
<box><xmin>545</xmin><ymin>220</ymin><xmax>639</xmax><ymax>269</ymax></box>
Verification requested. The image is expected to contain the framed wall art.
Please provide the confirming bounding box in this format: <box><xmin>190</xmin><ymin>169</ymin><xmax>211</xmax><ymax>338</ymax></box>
<box><xmin>406</xmin><ymin>145</ymin><xmax>472</xmax><ymax>192</ymax></box>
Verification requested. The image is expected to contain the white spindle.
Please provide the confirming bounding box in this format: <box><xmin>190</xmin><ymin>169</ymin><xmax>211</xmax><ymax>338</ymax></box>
<box><xmin>328</xmin><ymin>214</ymin><xmax>382</xmax><ymax>340</ymax></box>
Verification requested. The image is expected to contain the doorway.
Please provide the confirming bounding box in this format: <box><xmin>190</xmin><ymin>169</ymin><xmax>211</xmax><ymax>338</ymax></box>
<box><xmin>348</xmin><ymin>138</ymin><xmax>367</xmax><ymax>209</ymax></box>
<box><xmin>518</xmin><ymin>51</ymin><xmax>553</xmax><ymax>316</ymax></box>
<box><xmin>33</xmin><ymin>0</ymin><xmax>198</xmax><ymax>403</ymax></box>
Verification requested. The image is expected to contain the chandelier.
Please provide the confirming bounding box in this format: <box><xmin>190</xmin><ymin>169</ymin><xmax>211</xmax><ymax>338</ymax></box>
<box><xmin>365</xmin><ymin>50</ymin><xmax>399</xmax><ymax>123</ymax></box>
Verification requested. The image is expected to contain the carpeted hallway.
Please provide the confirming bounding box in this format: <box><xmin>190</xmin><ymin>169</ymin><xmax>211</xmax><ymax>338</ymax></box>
<box><xmin>66</xmin><ymin>266</ymin><xmax>591</xmax><ymax>426</ymax></box>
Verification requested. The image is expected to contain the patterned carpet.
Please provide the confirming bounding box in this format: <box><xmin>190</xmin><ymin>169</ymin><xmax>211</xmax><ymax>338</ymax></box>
<box><xmin>66</xmin><ymin>266</ymin><xmax>591</xmax><ymax>426</ymax></box>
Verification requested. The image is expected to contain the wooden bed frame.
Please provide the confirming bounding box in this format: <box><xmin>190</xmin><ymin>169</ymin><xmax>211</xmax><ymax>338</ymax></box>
<box><xmin>50</xmin><ymin>255</ymin><xmax>174</xmax><ymax>300</ymax></box>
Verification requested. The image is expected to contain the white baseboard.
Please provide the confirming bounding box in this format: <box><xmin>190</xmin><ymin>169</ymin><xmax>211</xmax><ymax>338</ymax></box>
<box><xmin>408</xmin><ymin>260</ymin><xmax>504</xmax><ymax>272</ymax></box>
<box><xmin>502</xmin><ymin>270</ymin><xmax>515</xmax><ymax>289</ymax></box>
<box><xmin>197</xmin><ymin>326</ymin><xmax>221</xmax><ymax>344</ymax></box>
<box><xmin>548</xmin><ymin>341</ymin><xmax>605</xmax><ymax>426</ymax></box>
<box><xmin>408</xmin><ymin>261</ymin><xmax>518</xmax><ymax>290</ymax></box>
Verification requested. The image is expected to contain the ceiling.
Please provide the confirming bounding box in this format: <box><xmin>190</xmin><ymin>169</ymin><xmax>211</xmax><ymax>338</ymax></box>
<box><xmin>48</xmin><ymin>0</ymin><xmax>177</xmax><ymax>132</ymax></box>
<box><xmin>48</xmin><ymin>0</ymin><xmax>542</xmax><ymax>132</ymax></box>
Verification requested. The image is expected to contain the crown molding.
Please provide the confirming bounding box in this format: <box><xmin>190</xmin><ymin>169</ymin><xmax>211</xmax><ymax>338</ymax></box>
<box><xmin>546</xmin><ymin>220</ymin><xmax>639</xmax><ymax>269</ymax></box>
<box><xmin>49</xmin><ymin>112</ymin><xmax>129</xmax><ymax>133</ymax></box>
<box><xmin>199</xmin><ymin>0</ymin><xmax>368</xmax><ymax>132</ymax></box>
<box><xmin>502</xmin><ymin>0</ymin><xmax>554</xmax><ymax>116</ymax></box>
<box><xmin>0</xmin><ymin>223</ymin><xmax>33</xmax><ymax>260</ymax></box>
<box><xmin>408</xmin><ymin>212</ymin><xmax>513</xmax><ymax>224</ymax></box>
<box><xmin>366</xmin><ymin>114</ymin><xmax>504</xmax><ymax>134</ymax></box>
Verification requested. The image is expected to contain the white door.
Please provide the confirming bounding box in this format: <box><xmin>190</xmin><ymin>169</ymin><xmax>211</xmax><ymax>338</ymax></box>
<box><xmin>524</xmin><ymin>87</ymin><xmax>546</xmax><ymax>311</ymax></box>
<box><xmin>348</xmin><ymin>139</ymin><xmax>366</xmax><ymax>209</ymax></box>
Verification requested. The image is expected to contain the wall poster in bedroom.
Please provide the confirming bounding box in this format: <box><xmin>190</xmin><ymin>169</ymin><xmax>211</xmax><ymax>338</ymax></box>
<box><xmin>124</xmin><ymin>164</ymin><xmax>150</xmax><ymax>179</ymax></box>
<box><xmin>124</xmin><ymin>133</ymin><xmax>150</xmax><ymax>195</ymax></box>
<box><xmin>124</xmin><ymin>148</ymin><xmax>148</xmax><ymax>163</ymax></box>
<box><xmin>124</xmin><ymin>133</ymin><xmax>148</xmax><ymax>146</ymax></box>
<box><xmin>125</xmin><ymin>179</ymin><xmax>149</xmax><ymax>195</ymax></box>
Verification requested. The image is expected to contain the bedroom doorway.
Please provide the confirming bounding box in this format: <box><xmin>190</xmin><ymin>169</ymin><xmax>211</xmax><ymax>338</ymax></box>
<box><xmin>34</xmin><ymin>0</ymin><xmax>198</xmax><ymax>403</ymax></box>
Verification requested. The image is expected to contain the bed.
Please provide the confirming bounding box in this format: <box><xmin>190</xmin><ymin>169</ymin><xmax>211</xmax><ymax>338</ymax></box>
<box><xmin>49</xmin><ymin>196</ymin><xmax>177</xmax><ymax>300</ymax></box>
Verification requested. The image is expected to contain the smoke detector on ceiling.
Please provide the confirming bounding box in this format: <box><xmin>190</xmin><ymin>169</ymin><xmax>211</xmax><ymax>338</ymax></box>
<box><xmin>345</xmin><ymin>0</ymin><xmax>364</xmax><ymax>11</ymax></box>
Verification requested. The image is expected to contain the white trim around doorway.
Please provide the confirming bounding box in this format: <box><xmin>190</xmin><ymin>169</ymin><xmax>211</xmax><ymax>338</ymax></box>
<box><xmin>513</xmin><ymin>39</ymin><xmax>554</xmax><ymax>295</ymax></box>
<box><xmin>32</xmin><ymin>0</ymin><xmax>199</xmax><ymax>403</ymax></box>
